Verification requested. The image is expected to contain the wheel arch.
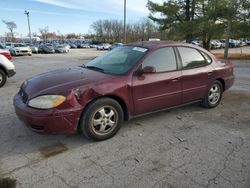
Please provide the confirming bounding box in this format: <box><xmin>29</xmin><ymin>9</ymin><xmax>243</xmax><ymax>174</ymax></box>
<box><xmin>216</xmin><ymin>78</ymin><xmax>225</xmax><ymax>91</ymax></box>
<box><xmin>80</xmin><ymin>95</ymin><xmax>129</xmax><ymax>123</ymax></box>
<box><xmin>0</xmin><ymin>65</ymin><xmax>7</xmax><ymax>76</ymax></box>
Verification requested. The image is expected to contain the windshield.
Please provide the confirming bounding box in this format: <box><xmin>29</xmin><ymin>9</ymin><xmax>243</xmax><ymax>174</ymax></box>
<box><xmin>85</xmin><ymin>46</ymin><xmax>148</xmax><ymax>75</ymax></box>
<box><xmin>14</xmin><ymin>44</ymin><xmax>26</xmax><ymax>47</ymax></box>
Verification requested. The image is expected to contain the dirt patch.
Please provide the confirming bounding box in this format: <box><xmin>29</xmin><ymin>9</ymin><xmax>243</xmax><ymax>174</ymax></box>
<box><xmin>213</xmin><ymin>53</ymin><xmax>250</xmax><ymax>60</ymax></box>
<box><xmin>39</xmin><ymin>142</ymin><xmax>68</xmax><ymax>158</ymax></box>
<box><xmin>0</xmin><ymin>177</ymin><xmax>16</xmax><ymax>188</ymax></box>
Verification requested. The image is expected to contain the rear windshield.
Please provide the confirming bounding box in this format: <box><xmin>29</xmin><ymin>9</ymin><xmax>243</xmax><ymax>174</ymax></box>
<box><xmin>14</xmin><ymin>44</ymin><xmax>26</xmax><ymax>47</ymax></box>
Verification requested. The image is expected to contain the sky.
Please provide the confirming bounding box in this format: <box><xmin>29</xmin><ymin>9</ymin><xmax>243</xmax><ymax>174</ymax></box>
<box><xmin>0</xmin><ymin>0</ymin><xmax>163</xmax><ymax>37</ymax></box>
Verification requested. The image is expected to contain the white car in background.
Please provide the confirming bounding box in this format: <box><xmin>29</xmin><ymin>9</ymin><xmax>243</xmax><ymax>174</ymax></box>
<box><xmin>97</xmin><ymin>43</ymin><xmax>111</xmax><ymax>50</ymax></box>
<box><xmin>0</xmin><ymin>54</ymin><xmax>16</xmax><ymax>87</ymax></box>
<box><xmin>9</xmin><ymin>43</ymin><xmax>32</xmax><ymax>56</ymax></box>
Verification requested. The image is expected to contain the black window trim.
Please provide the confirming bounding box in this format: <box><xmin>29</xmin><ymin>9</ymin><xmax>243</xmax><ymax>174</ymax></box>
<box><xmin>199</xmin><ymin>50</ymin><xmax>213</xmax><ymax>65</ymax></box>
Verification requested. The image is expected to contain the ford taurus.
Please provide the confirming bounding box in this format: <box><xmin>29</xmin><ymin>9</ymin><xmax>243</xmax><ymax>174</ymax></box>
<box><xmin>14</xmin><ymin>41</ymin><xmax>234</xmax><ymax>140</ymax></box>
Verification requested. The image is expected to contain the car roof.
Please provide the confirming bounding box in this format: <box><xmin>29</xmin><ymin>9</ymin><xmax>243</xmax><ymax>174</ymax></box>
<box><xmin>126</xmin><ymin>40</ymin><xmax>202</xmax><ymax>50</ymax></box>
<box><xmin>126</xmin><ymin>40</ymin><xmax>216</xmax><ymax>59</ymax></box>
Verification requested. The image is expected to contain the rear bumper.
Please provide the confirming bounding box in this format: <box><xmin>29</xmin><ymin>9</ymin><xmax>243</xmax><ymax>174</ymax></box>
<box><xmin>13</xmin><ymin>93</ymin><xmax>82</xmax><ymax>134</ymax></box>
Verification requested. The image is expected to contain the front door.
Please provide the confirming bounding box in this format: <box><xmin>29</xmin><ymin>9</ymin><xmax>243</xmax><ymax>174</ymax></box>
<box><xmin>132</xmin><ymin>47</ymin><xmax>182</xmax><ymax>115</ymax></box>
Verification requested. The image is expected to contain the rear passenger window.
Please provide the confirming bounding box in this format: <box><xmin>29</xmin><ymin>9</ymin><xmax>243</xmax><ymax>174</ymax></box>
<box><xmin>178</xmin><ymin>47</ymin><xmax>206</xmax><ymax>69</ymax></box>
<box><xmin>142</xmin><ymin>47</ymin><xmax>177</xmax><ymax>72</ymax></box>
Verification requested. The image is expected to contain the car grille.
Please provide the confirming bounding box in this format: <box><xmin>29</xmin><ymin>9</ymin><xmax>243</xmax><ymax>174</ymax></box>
<box><xmin>21</xmin><ymin>50</ymin><xmax>28</xmax><ymax>53</ymax></box>
<box><xmin>19</xmin><ymin>88</ymin><xmax>29</xmax><ymax>103</ymax></box>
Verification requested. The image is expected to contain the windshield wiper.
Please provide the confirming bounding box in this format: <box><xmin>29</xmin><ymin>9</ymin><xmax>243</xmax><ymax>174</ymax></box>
<box><xmin>85</xmin><ymin>66</ymin><xmax>105</xmax><ymax>73</ymax></box>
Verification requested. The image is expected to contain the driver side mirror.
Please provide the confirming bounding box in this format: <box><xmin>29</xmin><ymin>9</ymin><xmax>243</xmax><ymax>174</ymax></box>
<box><xmin>142</xmin><ymin>66</ymin><xmax>156</xmax><ymax>74</ymax></box>
<box><xmin>134</xmin><ymin>66</ymin><xmax>156</xmax><ymax>77</ymax></box>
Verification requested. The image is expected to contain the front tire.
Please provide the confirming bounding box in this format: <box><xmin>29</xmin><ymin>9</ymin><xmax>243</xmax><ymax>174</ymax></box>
<box><xmin>0</xmin><ymin>69</ymin><xmax>7</xmax><ymax>88</ymax></box>
<box><xmin>202</xmin><ymin>81</ymin><xmax>223</xmax><ymax>108</ymax></box>
<box><xmin>80</xmin><ymin>98</ymin><xmax>124</xmax><ymax>141</ymax></box>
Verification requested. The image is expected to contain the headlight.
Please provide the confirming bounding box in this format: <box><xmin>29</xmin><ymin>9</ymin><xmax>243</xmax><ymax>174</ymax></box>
<box><xmin>28</xmin><ymin>95</ymin><xmax>66</xmax><ymax>109</ymax></box>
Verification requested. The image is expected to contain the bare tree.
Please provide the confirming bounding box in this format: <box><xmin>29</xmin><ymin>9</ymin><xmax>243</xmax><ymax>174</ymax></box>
<box><xmin>91</xmin><ymin>18</ymin><xmax>159</xmax><ymax>43</ymax></box>
<box><xmin>38</xmin><ymin>26</ymin><xmax>49</xmax><ymax>42</ymax></box>
<box><xmin>2</xmin><ymin>20</ymin><xmax>17</xmax><ymax>42</ymax></box>
<box><xmin>66</xmin><ymin>33</ymin><xmax>80</xmax><ymax>39</ymax></box>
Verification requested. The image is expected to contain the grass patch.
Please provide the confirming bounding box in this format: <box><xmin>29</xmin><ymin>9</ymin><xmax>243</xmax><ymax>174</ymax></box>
<box><xmin>212</xmin><ymin>53</ymin><xmax>250</xmax><ymax>60</ymax></box>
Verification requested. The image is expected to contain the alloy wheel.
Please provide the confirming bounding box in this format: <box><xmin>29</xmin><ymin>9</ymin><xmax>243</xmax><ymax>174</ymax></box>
<box><xmin>91</xmin><ymin>106</ymin><xmax>118</xmax><ymax>136</ymax></box>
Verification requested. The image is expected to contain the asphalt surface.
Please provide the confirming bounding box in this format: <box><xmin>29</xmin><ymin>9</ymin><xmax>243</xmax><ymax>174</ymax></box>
<box><xmin>0</xmin><ymin>49</ymin><xmax>249</xmax><ymax>188</ymax></box>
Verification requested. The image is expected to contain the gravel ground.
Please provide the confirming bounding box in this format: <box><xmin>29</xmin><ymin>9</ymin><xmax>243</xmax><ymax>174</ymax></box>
<box><xmin>0</xmin><ymin>49</ymin><xmax>249</xmax><ymax>188</ymax></box>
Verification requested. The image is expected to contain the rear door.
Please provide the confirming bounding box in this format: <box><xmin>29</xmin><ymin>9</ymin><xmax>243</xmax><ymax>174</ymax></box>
<box><xmin>177</xmin><ymin>47</ymin><xmax>214</xmax><ymax>103</ymax></box>
<box><xmin>132</xmin><ymin>47</ymin><xmax>182</xmax><ymax>115</ymax></box>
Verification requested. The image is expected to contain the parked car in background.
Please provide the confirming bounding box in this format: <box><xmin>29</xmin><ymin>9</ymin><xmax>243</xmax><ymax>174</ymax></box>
<box><xmin>90</xmin><ymin>44</ymin><xmax>97</xmax><ymax>48</ymax></box>
<box><xmin>64</xmin><ymin>44</ymin><xmax>71</xmax><ymax>50</ymax></box>
<box><xmin>0</xmin><ymin>54</ymin><xmax>15</xmax><ymax>87</ymax></box>
<box><xmin>229</xmin><ymin>39</ymin><xmax>241</xmax><ymax>48</ymax></box>
<box><xmin>110</xmin><ymin>43</ymin><xmax>123</xmax><ymax>50</ymax></box>
<box><xmin>211</xmin><ymin>40</ymin><xmax>222</xmax><ymax>49</ymax></box>
<box><xmin>14</xmin><ymin>41</ymin><xmax>234</xmax><ymax>141</ymax></box>
<box><xmin>69</xmin><ymin>43</ymin><xmax>77</xmax><ymax>48</ymax></box>
<box><xmin>245</xmin><ymin>39</ymin><xmax>250</xmax><ymax>46</ymax></box>
<box><xmin>191</xmin><ymin>40</ymin><xmax>202</xmax><ymax>47</ymax></box>
<box><xmin>82</xmin><ymin>43</ymin><xmax>90</xmax><ymax>48</ymax></box>
<box><xmin>219</xmin><ymin>39</ymin><xmax>226</xmax><ymax>48</ymax></box>
<box><xmin>38</xmin><ymin>44</ymin><xmax>55</xmax><ymax>53</ymax></box>
<box><xmin>0</xmin><ymin>44</ymin><xmax>12</xmax><ymax>60</ymax></box>
<box><xmin>30</xmin><ymin>45</ymin><xmax>38</xmax><ymax>54</ymax></box>
<box><xmin>97</xmin><ymin>43</ymin><xmax>111</xmax><ymax>50</ymax></box>
<box><xmin>9</xmin><ymin>43</ymin><xmax>32</xmax><ymax>56</ymax></box>
<box><xmin>214</xmin><ymin>40</ymin><xmax>224</xmax><ymax>48</ymax></box>
<box><xmin>54</xmin><ymin>45</ymin><xmax>69</xmax><ymax>53</ymax></box>
<box><xmin>5</xmin><ymin>42</ymin><xmax>13</xmax><ymax>49</ymax></box>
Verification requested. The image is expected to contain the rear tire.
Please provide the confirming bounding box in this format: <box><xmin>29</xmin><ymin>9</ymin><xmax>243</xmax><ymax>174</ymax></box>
<box><xmin>79</xmin><ymin>98</ymin><xmax>124</xmax><ymax>141</ymax></box>
<box><xmin>202</xmin><ymin>80</ymin><xmax>223</xmax><ymax>108</ymax></box>
<box><xmin>0</xmin><ymin>69</ymin><xmax>7</xmax><ymax>88</ymax></box>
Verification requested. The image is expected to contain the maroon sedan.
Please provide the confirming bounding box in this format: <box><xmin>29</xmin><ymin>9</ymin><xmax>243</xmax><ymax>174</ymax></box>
<box><xmin>14</xmin><ymin>41</ymin><xmax>234</xmax><ymax>140</ymax></box>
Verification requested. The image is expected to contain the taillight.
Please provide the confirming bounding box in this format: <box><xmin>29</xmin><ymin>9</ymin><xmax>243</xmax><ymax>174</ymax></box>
<box><xmin>1</xmin><ymin>52</ymin><xmax>12</xmax><ymax>60</ymax></box>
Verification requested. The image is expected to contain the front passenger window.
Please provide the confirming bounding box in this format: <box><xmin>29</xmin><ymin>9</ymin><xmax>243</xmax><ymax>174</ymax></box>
<box><xmin>142</xmin><ymin>47</ymin><xmax>177</xmax><ymax>72</ymax></box>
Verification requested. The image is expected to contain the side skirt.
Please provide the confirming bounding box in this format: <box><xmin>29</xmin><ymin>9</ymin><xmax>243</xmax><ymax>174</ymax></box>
<box><xmin>128</xmin><ymin>99</ymin><xmax>202</xmax><ymax>120</ymax></box>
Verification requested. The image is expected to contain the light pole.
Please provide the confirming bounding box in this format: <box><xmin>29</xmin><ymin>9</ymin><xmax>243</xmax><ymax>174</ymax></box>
<box><xmin>24</xmin><ymin>10</ymin><xmax>32</xmax><ymax>44</ymax></box>
<box><xmin>123</xmin><ymin>0</ymin><xmax>127</xmax><ymax>43</ymax></box>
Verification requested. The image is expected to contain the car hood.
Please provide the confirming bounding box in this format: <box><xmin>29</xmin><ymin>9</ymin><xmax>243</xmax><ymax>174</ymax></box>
<box><xmin>22</xmin><ymin>66</ymin><xmax>113</xmax><ymax>99</ymax></box>
<box><xmin>13</xmin><ymin>47</ymin><xmax>30</xmax><ymax>50</ymax></box>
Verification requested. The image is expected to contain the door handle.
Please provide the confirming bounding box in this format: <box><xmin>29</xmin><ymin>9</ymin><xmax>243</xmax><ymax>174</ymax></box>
<box><xmin>171</xmin><ymin>78</ymin><xmax>180</xmax><ymax>82</ymax></box>
<box><xmin>208</xmin><ymin>71</ymin><xmax>213</xmax><ymax>76</ymax></box>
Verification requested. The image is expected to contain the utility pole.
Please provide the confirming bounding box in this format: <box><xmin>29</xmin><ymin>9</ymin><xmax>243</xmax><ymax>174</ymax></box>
<box><xmin>123</xmin><ymin>0</ymin><xmax>127</xmax><ymax>43</ymax></box>
<box><xmin>224</xmin><ymin>17</ymin><xmax>232</xmax><ymax>59</ymax></box>
<box><xmin>24</xmin><ymin>10</ymin><xmax>32</xmax><ymax>44</ymax></box>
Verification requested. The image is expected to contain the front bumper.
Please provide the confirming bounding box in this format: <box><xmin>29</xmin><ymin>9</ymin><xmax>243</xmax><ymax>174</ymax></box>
<box><xmin>15</xmin><ymin>51</ymin><xmax>32</xmax><ymax>55</ymax></box>
<box><xmin>13</xmin><ymin>93</ymin><xmax>82</xmax><ymax>134</ymax></box>
<box><xmin>7</xmin><ymin>69</ymin><xmax>16</xmax><ymax>77</ymax></box>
